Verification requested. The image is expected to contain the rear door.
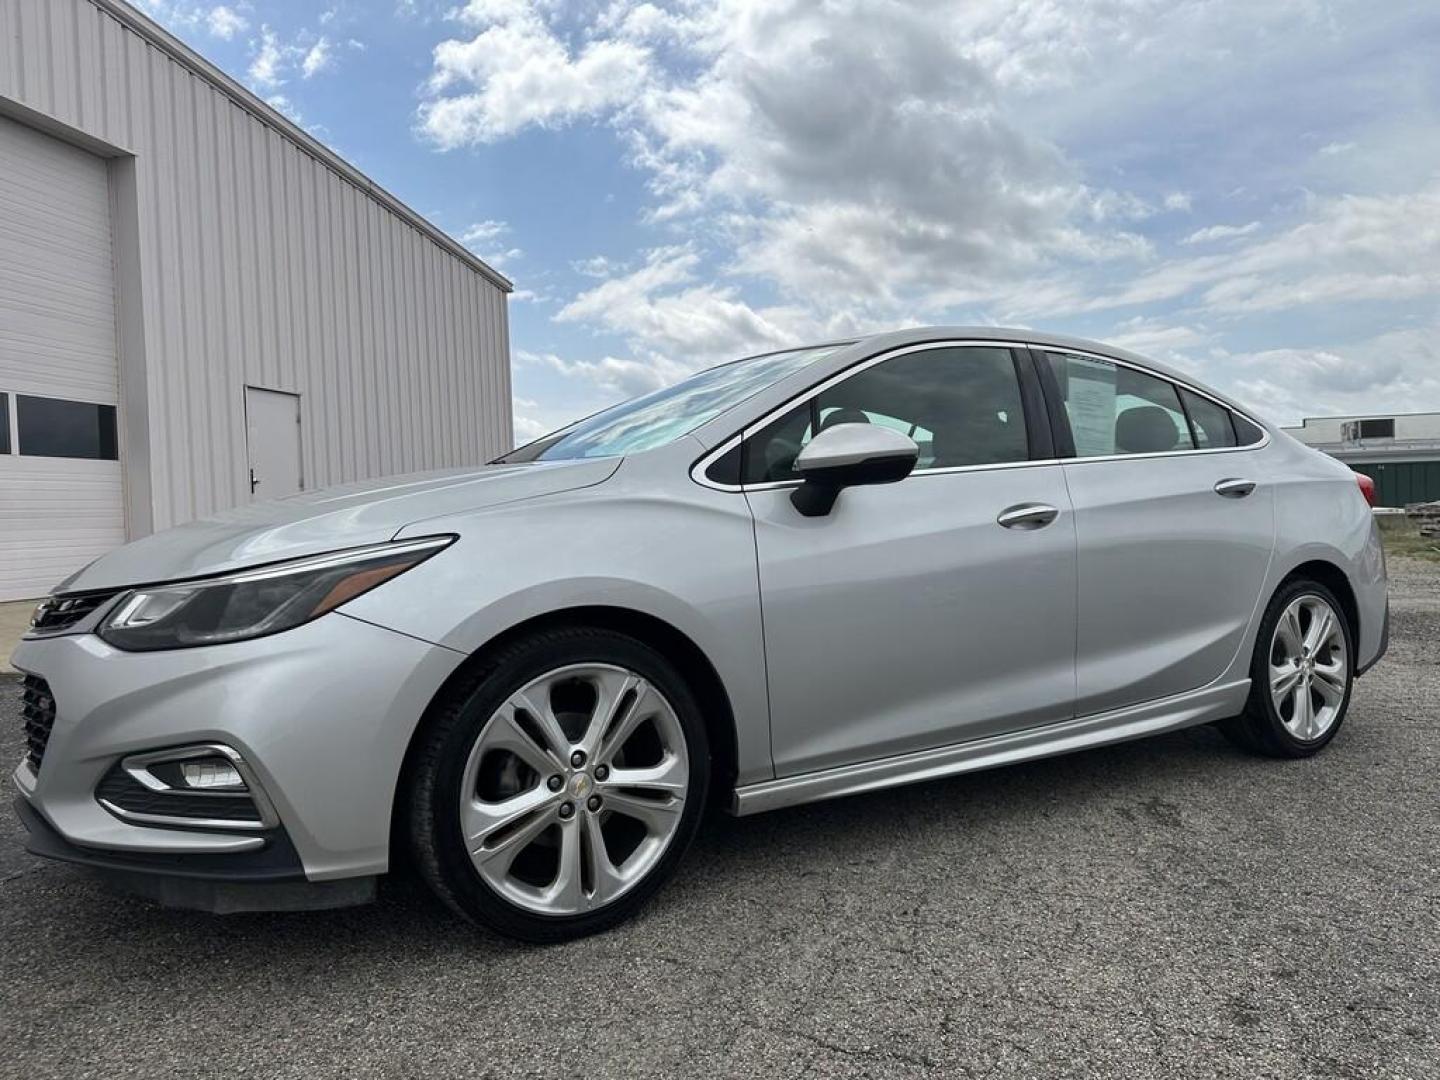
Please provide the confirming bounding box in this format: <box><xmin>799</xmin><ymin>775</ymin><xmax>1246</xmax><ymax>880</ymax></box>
<box><xmin>1038</xmin><ymin>348</ymin><xmax>1275</xmax><ymax>717</ymax></box>
<box><xmin>741</xmin><ymin>342</ymin><xmax>1078</xmax><ymax>777</ymax></box>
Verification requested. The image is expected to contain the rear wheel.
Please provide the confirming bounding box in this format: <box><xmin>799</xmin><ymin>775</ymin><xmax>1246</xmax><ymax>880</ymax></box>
<box><xmin>1219</xmin><ymin>580</ymin><xmax>1353</xmax><ymax>758</ymax></box>
<box><xmin>406</xmin><ymin>627</ymin><xmax>710</xmax><ymax>942</ymax></box>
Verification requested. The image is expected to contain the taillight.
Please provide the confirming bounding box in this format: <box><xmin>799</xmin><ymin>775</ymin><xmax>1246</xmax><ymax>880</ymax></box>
<box><xmin>1354</xmin><ymin>471</ymin><xmax>1376</xmax><ymax>507</ymax></box>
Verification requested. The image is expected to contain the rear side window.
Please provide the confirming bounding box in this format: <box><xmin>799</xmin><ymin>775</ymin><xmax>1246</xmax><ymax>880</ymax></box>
<box><xmin>1179</xmin><ymin>388</ymin><xmax>1237</xmax><ymax>449</ymax></box>
<box><xmin>1045</xmin><ymin>353</ymin><xmax>1195</xmax><ymax>457</ymax></box>
<box><xmin>1232</xmin><ymin>414</ymin><xmax>1265</xmax><ymax>446</ymax></box>
<box><xmin>740</xmin><ymin>346</ymin><xmax>1029</xmax><ymax>484</ymax></box>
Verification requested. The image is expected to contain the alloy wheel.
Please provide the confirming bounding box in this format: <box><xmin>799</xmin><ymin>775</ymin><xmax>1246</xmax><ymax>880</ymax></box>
<box><xmin>1269</xmin><ymin>594</ymin><xmax>1348</xmax><ymax>741</ymax></box>
<box><xmin>458</xmin><ymin>663</ymin><xmax>690</xmax><ymax>916</ymax></box>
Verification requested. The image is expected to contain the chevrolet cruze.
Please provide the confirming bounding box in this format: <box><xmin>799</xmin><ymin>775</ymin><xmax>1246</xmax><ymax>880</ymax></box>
<box><xmin>12</xmin><ymin>328</ymin><xmax>1388</xmax><ymax>941</ymax></box>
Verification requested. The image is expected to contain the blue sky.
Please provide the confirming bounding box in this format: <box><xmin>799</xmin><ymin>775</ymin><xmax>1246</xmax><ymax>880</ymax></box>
<box><xmin>136</xmin><ymin>0</ymin><xmax>1440</xmax><ymax>442</ymax></box>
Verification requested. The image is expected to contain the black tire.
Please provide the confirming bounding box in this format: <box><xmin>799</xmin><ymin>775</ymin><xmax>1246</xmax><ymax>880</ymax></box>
<box><xmin>405</xmin><ymin>626</ymin><xmax>710</xmax><ymax>943</ymax></box>
<box><xmin>1219</xmin><ymin>578</ymin><xmax>1355</xmax><ymax>758</ymax></box>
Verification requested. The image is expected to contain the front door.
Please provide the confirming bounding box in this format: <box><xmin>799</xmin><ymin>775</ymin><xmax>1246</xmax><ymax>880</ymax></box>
<box><xmin>742</xmin><ymin>343</ymin><xmax>1079</xmax><ymax>778</ymax></box>
<box><xmin>244</xmin><ymin>387</ymin><xmax>302</xmax><ymax>500</ymax></box>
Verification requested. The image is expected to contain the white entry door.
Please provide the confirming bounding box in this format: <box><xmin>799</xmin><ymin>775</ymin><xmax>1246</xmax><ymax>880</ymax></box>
<box><xmin>244</xmin><ymin>387</ymin><xmax>302</xmax><ymax>500</ymax></box>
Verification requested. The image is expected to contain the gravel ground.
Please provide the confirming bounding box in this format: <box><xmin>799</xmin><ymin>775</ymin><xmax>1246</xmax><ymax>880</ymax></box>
<box><xmin>1</xmin><ymin>561</ymin><xmax>1437</xmax><ymax>1080</ymax></box>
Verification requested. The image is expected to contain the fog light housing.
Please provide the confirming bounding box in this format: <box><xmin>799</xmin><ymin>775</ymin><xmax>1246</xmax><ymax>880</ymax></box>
<box><xmin>180</xmin><ymin>759</ymin><xmax>247</xmax><ymax>790</ymax></box>
<box><xmin>96</xmin><ymin>744</ymin><xmax>278</xmax><ymax>831</ymax></box>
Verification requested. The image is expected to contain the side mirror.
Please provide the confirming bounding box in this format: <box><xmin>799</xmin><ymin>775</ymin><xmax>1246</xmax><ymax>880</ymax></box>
<box><xmin>790</xmin><ymin>423</ymin><xmax>919</xmax><ymax>517</ymax></box>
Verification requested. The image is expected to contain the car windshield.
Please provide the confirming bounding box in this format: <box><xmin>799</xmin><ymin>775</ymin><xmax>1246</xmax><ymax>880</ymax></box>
<box><xmin>503</xmin><ymin>345</ymin><xmax>845</xmax><ymax>462</ymax></box>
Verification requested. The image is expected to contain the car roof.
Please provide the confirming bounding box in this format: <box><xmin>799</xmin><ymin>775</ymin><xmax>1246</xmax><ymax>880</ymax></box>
<box><xmin>806</xmin><ymin>326</ymin><xmax>1189</xmax><ymax>382</ymax></box>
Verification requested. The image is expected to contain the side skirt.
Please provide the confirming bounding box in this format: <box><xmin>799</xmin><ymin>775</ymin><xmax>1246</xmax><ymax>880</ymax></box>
<box><xmin>731</xmin><ymin>679</ymin><xmax>1251</xmax><ymax>816</ymax></box>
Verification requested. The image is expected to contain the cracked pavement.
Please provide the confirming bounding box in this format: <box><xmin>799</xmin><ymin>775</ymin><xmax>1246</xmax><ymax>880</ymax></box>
<box><xmin>1</xmin><ymin>559</ymin><xmax>1437</xmax><ymax>1079</ymax></box>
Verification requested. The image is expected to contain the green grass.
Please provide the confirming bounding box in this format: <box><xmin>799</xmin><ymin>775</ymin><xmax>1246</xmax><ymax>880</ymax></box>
<box><xmin>1376</xmin><ymin>514</ymin><xmax>1440</xmax><ymax>562</ymax></box>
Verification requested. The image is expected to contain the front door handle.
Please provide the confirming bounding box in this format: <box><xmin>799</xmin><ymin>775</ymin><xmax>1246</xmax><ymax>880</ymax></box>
<box><xmin>1214</xmin><ymin>478</ymin><xmax>1256</xmax><ymax>499</ymax></box>
<box><xmin>997</xmin><ymin>503</ymin><xmax>1059</xmax><ymax>530</ymax></box>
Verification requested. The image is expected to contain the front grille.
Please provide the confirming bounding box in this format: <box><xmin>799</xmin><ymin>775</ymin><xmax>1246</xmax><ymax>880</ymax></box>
<box><xmin>30</xmin><ymin>590</ymin><xmax>119</xmax><ymax>633</ymax></box>
<box><xmin>95</xmin><ymin>764</ymin><xmax>264</xmax><ymax>825</ymax></box>
<box><xmin>21</xmin><ymin>676</ymin><xmax>56</xmax><ymax>772</ymax></box>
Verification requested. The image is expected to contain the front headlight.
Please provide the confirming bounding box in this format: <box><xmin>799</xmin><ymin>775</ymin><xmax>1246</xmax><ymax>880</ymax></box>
<box><xmin>98</xmin><ymin>536</ymin><xmax>453</xmax><ymax>651</ymax></box>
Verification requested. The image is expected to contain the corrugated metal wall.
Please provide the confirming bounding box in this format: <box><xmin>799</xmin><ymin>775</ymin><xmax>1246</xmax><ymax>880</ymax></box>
<box><xmin>1351</xmin><ymin>461</ymin><xmax>1440</xmax><ymax>508</ymax></box>
<box><xmin>0</xmin><ymin>0</ymin><xmax>512</xmax><ymax>533</ymax></box>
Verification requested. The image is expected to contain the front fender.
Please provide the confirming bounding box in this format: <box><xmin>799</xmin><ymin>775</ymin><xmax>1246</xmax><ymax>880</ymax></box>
<box><xmin>341</xmin><ymin>452</ymin><xmax>773</xmax><ymax>785</ymax></box>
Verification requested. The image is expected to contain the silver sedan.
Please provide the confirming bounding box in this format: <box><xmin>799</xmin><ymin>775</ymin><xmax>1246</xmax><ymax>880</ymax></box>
<box><xmin>12</xmin><ymin>327</ymin><xmax>1388</xmax><ymax>941</ymax></box>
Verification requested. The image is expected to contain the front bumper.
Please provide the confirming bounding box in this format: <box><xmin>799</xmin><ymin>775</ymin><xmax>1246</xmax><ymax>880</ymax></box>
<box><xmin>11</xmin><ymin>611</ymin><xmax>465</xmax><ymax>893</ymax></box>
<box><xmin>14</xmin><ymin>797</ymin><xmax>374</xmax><ymax>912</ymax></box>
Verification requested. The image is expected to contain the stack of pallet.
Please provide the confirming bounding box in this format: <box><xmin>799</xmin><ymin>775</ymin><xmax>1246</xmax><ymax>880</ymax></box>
<box><xmin>1406</xmin><ymin>501</ymin><xmax>1440</xmax><ymax>538</ymax></box>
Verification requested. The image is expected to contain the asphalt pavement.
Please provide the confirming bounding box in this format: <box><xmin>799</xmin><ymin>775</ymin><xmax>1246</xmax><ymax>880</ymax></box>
<box><xmin>1</xmin><ymin>560</ymin><xmax>1436</xmax><ymax>1079</ymax></box>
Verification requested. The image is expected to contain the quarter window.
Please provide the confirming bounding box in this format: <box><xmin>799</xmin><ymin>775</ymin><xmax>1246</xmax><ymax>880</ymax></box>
<box><xmin>1179</xmin><ymin>388</ymin><xmax>1237</xmax><ymax>449</ymax></box>
<box><xmin>1232</xmin><ymin>413</ymin><xmax>1265</xmax><ymax>446</ymax></box>
<box><xmin>739</xmin><ymin>346</ymin><xmax>1029</xmax><ymax>484</ymax></box>
<box><xmin>1045</xmin><ymin>352</ymin><xmax>1194</xmax><ymax>457</ymax></box>
<box><xmin>16</xmin><ymin>395</ymin><xmax>118</xmax><ymax>460</ymax></box>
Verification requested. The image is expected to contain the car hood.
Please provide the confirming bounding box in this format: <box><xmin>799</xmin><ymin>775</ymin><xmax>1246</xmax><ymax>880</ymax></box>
<box><xmin>59</xmin><ymin>458</ymin><xmax>620</xmax><ymax>593</ymax></box>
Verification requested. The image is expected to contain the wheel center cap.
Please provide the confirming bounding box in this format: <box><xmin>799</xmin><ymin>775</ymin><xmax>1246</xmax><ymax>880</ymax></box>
<box><xmin>570</xmin><ymin>773</ymin><xmax>592</xmax><ymax>798</ymax></box>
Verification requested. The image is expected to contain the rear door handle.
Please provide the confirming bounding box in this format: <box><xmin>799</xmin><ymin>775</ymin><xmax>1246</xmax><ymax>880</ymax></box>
<box><xmin>997</xmin><ymin>503</ymin><xmax>1059</xmax><ymax>530</ymax></box>
<box><xmin>1214</xmin><ymin>478</ymin><xmax>1256</xmax><ymax>499</ymax></box>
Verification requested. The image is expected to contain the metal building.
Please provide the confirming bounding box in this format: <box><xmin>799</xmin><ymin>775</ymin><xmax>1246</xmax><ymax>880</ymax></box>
<box><xmin>0</xmin><ymin>0</ymin><xmax>513</xmax><ymax>601</ymax></box>
<box><xmin>1284</xmin><ymin>412</ymin><xmax>1440</xmax><ymax>507</ymax></box>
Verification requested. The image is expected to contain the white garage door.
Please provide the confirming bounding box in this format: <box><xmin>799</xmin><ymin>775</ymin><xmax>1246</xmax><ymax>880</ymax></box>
<box><xmin>0</xmin><ymin>115</ymin><xmax>124</xmax><ymax>602</ymax></box>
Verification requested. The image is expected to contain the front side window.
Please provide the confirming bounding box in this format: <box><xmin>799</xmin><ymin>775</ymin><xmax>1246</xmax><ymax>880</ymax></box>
<box><xmin>740</xmin><ymin>346</ymin><xmax>1029</xmax><ymax>484</ymax></box>
<box><xmin>1045</xmin><ymin>352</ymin><xmax>1194</xmax><ymax>458</ymax></box>
<box><xmin>505</xmin><ymin>345</ymin><xmax>845</xmax><ymax>463</ymax></box>
<box><xmin>16</xmin><ymin>395</ymin><xmax>118</xmax><ymax>460</ymax></box>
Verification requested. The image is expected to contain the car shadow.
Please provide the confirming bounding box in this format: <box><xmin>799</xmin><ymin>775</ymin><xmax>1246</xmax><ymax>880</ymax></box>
<box><xmin>4</xmin><ymin>720</ymin><xmax>1274</xmax><ymax>960</ymax></box>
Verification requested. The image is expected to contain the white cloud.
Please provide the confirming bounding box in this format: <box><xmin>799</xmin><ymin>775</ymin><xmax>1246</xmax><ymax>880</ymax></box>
<box><xmin>265</xmin><ymin>94</ymin><xmax>300</xmax><ymax>122</ymax></box>
<box><xmin>572</xmin><ymin>255</ymin><xmax>627</xmax><ymax>278</ymax></box>
<box><xmin>417</xmin><ymin>1</ymin><xmax>1440</xmax><ymax>413</ymax></box>
<box><xmin>1076</xmin><ymin>185</ymin><xmax>1440</xmax><ymax>318</ymax></box>
<box><xmin>302</xmin><ymin>37</ymin><xmax>333</xmax><ymax>78</ymax></box>
<box><xmin>207</xmin><ymin>4</ymin><xmax>247</xmax><ymax>39</ymax></box>
<box><xmin>1189</xmin><ymin>331</ymin><xmax>1432</xmax><ymax>427</ymax></box>
<box><xmin>1107</xmin><ymin>316</ymin><xmax>1210</xmax><ymax>359</ymax></box>
<box><xmin>512</xmin><ymin>407</ymin><xmax>552</xmax><ymax>442</ymax></box>
<box><xmin>460</xmin><ymin>219</ymin><xmax>522</xmax><ymax>269</ymax></box>
<box><xmin>247</xmin><ymin>25</ymin><xmax>350</xmax><ymax>91</ymax></box>
<box><xmin>419</xmin><ymin>2</ymin><xmax>651</xmax><ymax>147</ymax></box>
<box><xmin>248</xmin><ymin>26</ymin><xmax>286</xmax><ymax>89</ymax></box>
<box><xmin>460</xmin><ymin>219</ymin><xmax>509</xmax><ymax>244</ymax></box>
<box><xmin>520</xmin><ymin>347</ymin><xmax>681</xmax><ymax>399</ymax></box>
<box><xmin>1181</xmin><ymin>221</ymin><xmax>1262</xmax><ymax>245</ymax></box>
<box><xmin>418</xmin><ymin>0</ymin><xmax>1169</xmax><ymax>372</ymax></box>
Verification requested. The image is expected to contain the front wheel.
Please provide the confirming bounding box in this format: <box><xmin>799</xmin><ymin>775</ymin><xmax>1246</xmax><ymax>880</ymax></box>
<box><xmin>406</xmin><ymin>627</ymin><xmax>710</xmax><ymax>942</ymax></box>
<box><xmin>1219</xmin><ymin>580</ymin><xmax>1354</xmax><ymax>758</ymax></box>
